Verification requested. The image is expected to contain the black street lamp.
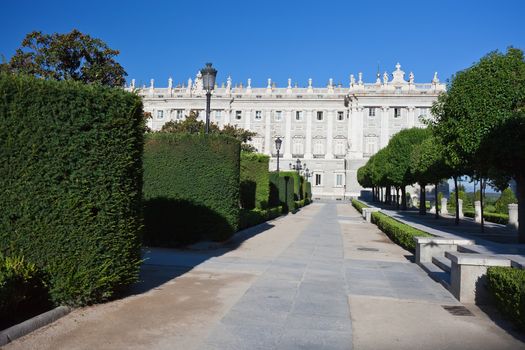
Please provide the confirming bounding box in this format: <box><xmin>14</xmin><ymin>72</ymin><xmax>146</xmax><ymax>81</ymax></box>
<box><xmin>275</xmin><ymin>137</ymin><xmax>282</xmax><ymax>172</ymax></box>
<box><xmin>200</xmin><ymin>63</ymin><xmax>218</xmax><ymax>134</ymax></box>
<box><xmin>290</xmin><ymin>158</ymin><xmax>305</xmax><ymax>173</ymax></box>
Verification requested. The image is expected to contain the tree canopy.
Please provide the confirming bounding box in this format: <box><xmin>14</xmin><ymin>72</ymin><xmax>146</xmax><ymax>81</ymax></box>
<box><xmin>160</xmin><ymin>111</ymin><xmax>258</xmax><ymax>152</ymax></box>
<box><xmin>2</xmin><ymin>30</ymin><xmax>126</xmax><ymax>87</ymax></box>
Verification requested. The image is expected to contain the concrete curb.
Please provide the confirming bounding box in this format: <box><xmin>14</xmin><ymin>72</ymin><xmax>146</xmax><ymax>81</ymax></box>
<box><xmin>0</xmin><ymin>305</ymin><xmax>72</xmax><ymax>346</ymax></box>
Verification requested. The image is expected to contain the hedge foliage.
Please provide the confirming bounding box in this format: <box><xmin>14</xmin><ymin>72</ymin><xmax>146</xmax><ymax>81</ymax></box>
<box><xmin>240</xmin><ymin>152</ymin><xmax>270</xmax><ymax>209</ymax></box>
<box><xmin>487</xmin><ymin>266</ymin><xmax>525</xmax><ymax>330</ymax></box>
<box><xmin>239</xmin><ymin>207</ymin><xmax>283</xmax><ymax>230</ymax></box>
<box><xmin>463</xmin><ymin>211</ymin><xmax>509</xmax><ymax>225</ymax></box>
<box><xmin>304</xmin><ymin>182</ymin><xmax>312</xmax><ymax>202</ymax></box>
<box><xmin>143</xmin><ymin>133</ymin><xmax>240</xmax><ymax>245</ymax></box>
<box><xmin>351</xmin><ymin>199</ymin><xmax>368</xmax><ymax>214</ymax></box>
<box><xmin>371</xmin><ymin>212</ymin><xmax>432</xmax><ymax>252</ymax></box>
<box><xmin>278</xmin><ymin>171</ymin><xmax>303</xmax><ymax>200</ymax></box>
<box><xmin>269</xmin><ymin>172</ymin><xmax>295</xmax><ymax>213</ymax></box>
<box><xmin>0</xmin><ymin>254</ymin><xmax>51</xmax><ymax>329</ymax></box>
<box><xmin>0</xmin><ymin>73</ymin><xmax>144</xmax><ymax>306</ymax></box>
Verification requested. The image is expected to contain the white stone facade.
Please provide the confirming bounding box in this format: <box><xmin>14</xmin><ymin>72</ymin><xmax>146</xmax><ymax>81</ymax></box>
<box><xmin>129</xmin><ymin>63</ymin><xmax>445</xmax><ymax>199</ymax></box>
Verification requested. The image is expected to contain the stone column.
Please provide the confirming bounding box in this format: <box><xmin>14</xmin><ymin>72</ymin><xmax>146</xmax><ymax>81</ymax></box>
<box><xmin>508</xmin><ymin>203</ymin><xmax>519</xmax><ymax>230</ymax></box>
<box><xmin>305</xmin><ymin>109</ymin><xmax>313</xmax><ymax>159</ymax></box>
<box><xmin>440</xmin><ymin>198</ymin><xmax>448</xmax><ymax>215</ymax></box>
<box><xmin>284</xmin><ymin>110</ymin><xmax>292</xmax><ymax>159</ymax></box>
<box><xmin>458</xmin><ymin>199</ymin><xmax>464</xmax><ymax>219</ymax></box>
<box><xmin>224</xmin><ymin>109</ymin><xmax>231</xmax><ymax>125</ymax></box>
<box><xmin>407</xmin><ymin>106</ymin><xmax>416</xmax><ymax>128</ymax></box>
<box><xmin>326</xmin><ymin>110</ymin><xmax>334</xmax><ymax>159</ymax></box>
<box><xmin>474</xmin><ymin>201</ymin><xmax>482</xmax><ymax>223</ymax></box>
<box><xmin>380</xmin><ymin>106</ymin><xmax>390</xmax><ymax>148</ymax></box>
<box><xmin>264</xmin><ymin>109</ymin><xmax>271</xmax><ymax>155</ymax></box>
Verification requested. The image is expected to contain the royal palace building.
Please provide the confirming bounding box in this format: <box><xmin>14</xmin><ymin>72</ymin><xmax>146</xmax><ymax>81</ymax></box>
<box><xmin>128</xmin><ymin>63</ymin><xmax>445</xmax><ymax>199</ymax></box>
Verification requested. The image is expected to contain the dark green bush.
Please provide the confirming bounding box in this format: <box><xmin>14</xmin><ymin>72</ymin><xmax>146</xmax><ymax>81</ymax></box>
<box><xmin>371</xmin><ymin>212</ymin><xmax>432</xmax><ymax>252</ymax></box>
<box><xmin>487</xmin><ymin>266</ymin><xmax>525</xmax><ymax>331</ymax></box>
<box><xmin>304</xmin><ymin>181</ymin><xmax>312</xmax><ymax>202</ymax></box>
<box><xmin>463</xmin><ymin>211</ymin><xmax>509</xmax><ymax>225</ymax></box>
<box><xmin>351</xmin><ymin>199</ymin><xmax>368</xmax><ymax>214</ymax></box>
<box><xmin>0</xmin><ymin>254</ymin><xmax>51</xmax><ymax>329</ymax></box>
<box><xmin>240</xmin><ymin>152</ymin><xmax>270</xmax><ymax>209</ymax></box>
<box><xmin>239</xmin><ymin>206</ymin><xmax>283</xmax><ymax>230</ymax></box>
<box><xmin>0</xmin><ymin>74</ymin><xmax>144</xmax><ymax>306</ymax></box>
<box><xmin>143</xmin><ymin>133</ymin><xmax>240</xmax><ymax>244</ymax></box>
<box><xmin>269</xmin><ymin>172</ymin><xmax>295</xmax><ymax>213</ymax></box>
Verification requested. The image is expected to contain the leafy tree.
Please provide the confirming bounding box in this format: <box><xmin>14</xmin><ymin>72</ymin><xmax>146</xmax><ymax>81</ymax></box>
<box><xmin>385</xmin><ymin>128</ymin><xmax>431</xmax><ymax>209</ymax></box>
<box><xmin>431</xmin><ymin>48</ymin><xmax>525</xmax><ymax>236</ymax></box>
<box><xmin>4</xmin><ymin>30</ymin><xmax>126</xmax><ymax>87</ymax></box>
<box><xmin>160</xmin><ymin>111</ymin><xmax>257</xmax><ymax>152</ymax></box>
<box><xmin>495</xmin><ymin>188</ymin><xmax>518</xmax><ymax>214</ymax></box>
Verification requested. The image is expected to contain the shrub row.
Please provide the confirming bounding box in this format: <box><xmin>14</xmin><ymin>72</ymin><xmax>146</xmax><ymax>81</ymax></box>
<box><xmin>0</xmin><ymin>74</ymin><xmax>144</xmax><ymax>306</ymax></box>
<box><xmin>487</xmin><ymin>266</ymin><xmax>525</xmax><ymax>331</ymax></box>
<box><xmin>351</xmin><ymin>199</ymin><xmax>368</xmax><ymax>214</ymax></box>
<box><xmin>269</xmin><ymin>172</ymin><xmax>295</xmax><ymax>213</ymax></box>
<box><xmin>463</xmin><ymin>211</ymin><xmax>509</xmax><ymax>225</ymax></box>
<box><xmin>371</xmin><ymin>212</ymin><xmax>433</xmax><ymax>252</ymax></box>
<box><xmin>239</xmin><ymin>206</ymin><xmax>283</xmax><ymax>230</ymax></box>
<box><xmin>240</xmin><ymin>152</ymin><xmax>270</xmax><ymax>209</ymax></box>
<box><xmin>143</xmin><ymin>133</ymin><xmax>240</xmax><ymax>245</ymax></box>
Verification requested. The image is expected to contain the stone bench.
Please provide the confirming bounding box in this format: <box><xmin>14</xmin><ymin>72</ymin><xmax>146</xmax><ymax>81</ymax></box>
<box><xmin>445</xmin><ymin>251</ymin><xmax>511</xmax><ymax>304</ymax></box>
<box><xmin>361</xmin><ymin>207</ymin><xmax>381</xmax><ymax>223</ymax></box>
<box><xmin>414</xmin><ymin>237</ymin><xmax>474</xmax><ymax>264</ymax></box>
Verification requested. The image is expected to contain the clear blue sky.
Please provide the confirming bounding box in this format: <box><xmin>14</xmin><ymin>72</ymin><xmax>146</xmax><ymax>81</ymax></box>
<box><xmin>1</xmin><ymin>0</ymin><xmax>524</xmax><ymax>88</ymax></box>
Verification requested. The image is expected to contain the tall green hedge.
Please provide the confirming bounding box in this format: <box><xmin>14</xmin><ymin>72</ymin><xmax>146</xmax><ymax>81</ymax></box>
<box><xmin>0</xmin><ymin>73</ymin><xmax>144</xmax><ymax>306</ymax></box>
<box><xmin>143</xmin><ymin>133</ymin><xmax>240</xmax><ymax>245</ymax></box>
<box><xmin>269</xmin><ymin>172</ymin><xmax>295</xmax><ymax>213</ymax></box>
<box><xmin>305</xmin><ymin>181</ymin><xmax>312</xmax><ymax>202</ymax></box>
<box><xmin>240</xmin><ymin>152</ymin><xmax>270</xmax><ymax>209</ymax></box>
<box><xmin>278</xmin><ymin>171</ymin><xmax>303</xmax><ymax>200</ymax></box>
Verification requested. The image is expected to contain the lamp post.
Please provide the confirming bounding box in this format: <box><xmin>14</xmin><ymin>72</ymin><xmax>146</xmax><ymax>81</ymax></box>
<box><xmin>200</xmin><ymin>63</ymin><xmax>218</xmax><ymax>134</ymax></box>
<box><xmin>290</xmin><ymin>158</ymin><xmax>305</xmax><ymax>174</ymax></box>
<box><xmin>275</xmin><ymin>137</ymin><xmax>282</xmax><ymax>172</ymax></box>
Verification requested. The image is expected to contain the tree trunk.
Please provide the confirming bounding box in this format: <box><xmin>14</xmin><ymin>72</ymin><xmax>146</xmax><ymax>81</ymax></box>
<box><xmin>517</xmin><ymin>175</ymin><xmax>525</xmax><ymax>243</ymax></box>
<box><xmin>396</xmin><ymin>187</ymin><xmax>401</xmax><ymax>210</ymax></box>
<box><xmin>435</xmin><ymin>182</ymin><xmax>439</xmax><ymax>219</ymax></box>
<box><xmin>419</xmin><ymin>184</ymin><xmax>426</xmax><ymax>215</ymax></box>
<box><xmin>480</xmin><ymin>178</ymin><xmax>485</xmax><ymax>233</ymax></box>
<box><xmin>454</xmin><ymin>176</ymin><xmax>459</xmax><ymax>225</ymax></box>
<box><xmin>380</xmin><ymin>187</ymin><xmax>384</xmax><ymax>203</ymax></box>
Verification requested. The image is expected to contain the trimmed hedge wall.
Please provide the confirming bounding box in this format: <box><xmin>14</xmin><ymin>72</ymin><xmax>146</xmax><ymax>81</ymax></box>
<box><xmin>239</xmin><ymin>206</ymin><xmax>283</xmax><ymax>230</ymax></box>
<box><xmin>269</xmin><ymin>172</ymin><xmax>295</xmax><ymax>213</ymax></box>
<box><xmin>351</xmin><ymin>199</ymin><xmax>368</xmax><ymax>214</ymax></box>
<box><xmin>371</xmin><ymin>212</ymin><xmax>432</xmax><ymax>252</ymax></box>
<box><xmin>278</xmin><ymin>171</ymin><xmax>303</xmax><ymax>200</ymax></box>
<box><xmin>463</xmin><ymin>210</ymin><xmax>509</xmax><ymax>225</ymax></box>
<box><xmin>487</xmin><ymin>266</ymin><xmax>525</xmax><ymax>330</ymax></box>
<box><xmin>304</xmin><ymin>181</ymin><xmax>312</xmax><ymax>202</ymax></box>
<box><xmin>240</xmin><ymin>152</ymin><xmax>270</xmax><ymax>209</ymax></box>
<box><xmin>143</xmin><ymin>133</ymin><xmax>240</xmax><ymax>245</ymax></box>
<box><xmin>0</xmin><ymin>73</ymin><xmax>144</xmax><ymax>306</ymax></box>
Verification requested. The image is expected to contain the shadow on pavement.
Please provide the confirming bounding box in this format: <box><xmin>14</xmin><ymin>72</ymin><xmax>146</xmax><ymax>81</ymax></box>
<box><xmin>126</xmin><ymin>221</ymin><xmax>276</xmax><ymax>295</ymax></box>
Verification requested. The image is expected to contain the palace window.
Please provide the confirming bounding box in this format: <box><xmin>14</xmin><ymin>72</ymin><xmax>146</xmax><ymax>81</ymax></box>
<box><xmin>274</xmin><ymin>110</ymin><xmax>282</xmax><ymax>121</ymax></box>
<box><xmin>337</xmin><ymin>111</ymin><xmax>345</xmax><ymax>121</ymax></box>
<box><xmin>335</xmin><ymin>141</ymin><xmax>345</xmax><ymax>155</ymax></box>
<box><xmin>157</xmin><ymin>110</ymin><xmax>164</xmax><ymax>119</ymax></box>
<box><xmin>295</xmin><ymin>111</ymin><xmax>303</xmax><ymax>121</ymax></box>
<box><xmin>369</xmin><ymin>107</ymin><xmax>376</xmax><ymax>117</ymax></box>
<box><xmin>315</xmin><ymin>173</ymin><xmax>322</xmax><ymax>186</ymax></box>
<box><xmin>292</xmin><ymin>142</ymin><xmax>304</xmax><ymax>156</ymax></box>
<box><xmin>313</xmin><ymin>141</ymin><xmax>324</xmax><ymax>155</ymax></box>
<box><xmin>255</xmin><ymin>111</ymin><xmax>262</xmax><ymax>120</ymax></box>
<box><xmin>176</xmin><ymin>110</ymin><xmax>184</xmax><ymax>119</ymax></box>
<box><xmin>394</xmin><ymin>108</ymin><xmax>401</xmax><ymax>118</ymax></box>
<box><xmin>316</xmin><ymin>111</ymin><xmax>324</xmax><ymax>121</ymax></box>
<box><xmin>235</xmin><ymin>111</ymin><xmax>242</xmax><ymax>120</ymax></box>
<box><xmin>335</xmin><ymin>173</ymin><xmax>344</xmax><ymax>187</ymax></box>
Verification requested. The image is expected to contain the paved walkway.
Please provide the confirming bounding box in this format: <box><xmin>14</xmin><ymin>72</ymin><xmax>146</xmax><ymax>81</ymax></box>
<box><xmin>5</xmin><ymin>202</ymin><xmax>525</xmax><ymax>350</ymax></box>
